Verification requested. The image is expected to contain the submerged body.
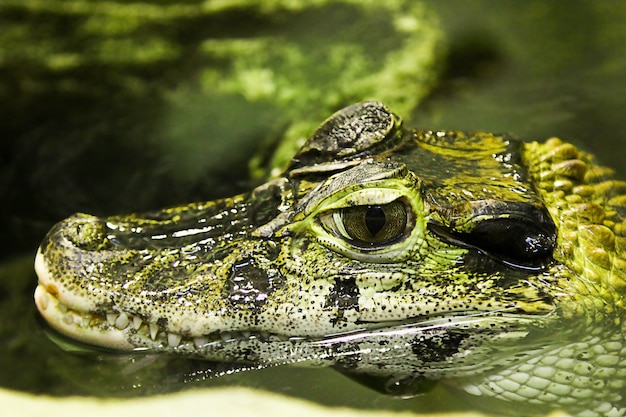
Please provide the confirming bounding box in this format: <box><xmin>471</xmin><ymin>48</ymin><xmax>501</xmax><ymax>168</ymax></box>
<box><xmin>35</xmin><ymin>102</ymin><xmax>626</xmax><ymax>416</ymax></box>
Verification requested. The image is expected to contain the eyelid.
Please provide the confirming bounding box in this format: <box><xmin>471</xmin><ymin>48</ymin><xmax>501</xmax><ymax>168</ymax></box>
<box><xmin>333</xmin><ymin>211</ymin><xmax>350</xmax><ymax>239</ymax></box>
<box><xmin>290</xmin><ymin>182</ymin><xmax>426</xmax><ymax>263</ymax></box>
<box><xmin>315</xmin><ymin>188</ymin><xmax>406</xmax><ymax>213</ymax></box>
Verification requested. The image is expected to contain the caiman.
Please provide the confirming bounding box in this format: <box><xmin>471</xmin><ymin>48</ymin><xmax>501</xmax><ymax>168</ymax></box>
<box><xmin>34</xmin><ymin>102</ymin><xmax>626</xmax><ymax>417</ymax></box>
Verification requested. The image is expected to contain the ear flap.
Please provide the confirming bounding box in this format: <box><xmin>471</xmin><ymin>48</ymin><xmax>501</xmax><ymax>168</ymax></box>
<box><xmin>427</xmin><ymin>200</ymin><xmax>556</xmax><ymax>270</ymax></box>
<box><xmin>289</xmin><ymin>101</ymin><xmax>403</xmax><ymax>169</ymax></box>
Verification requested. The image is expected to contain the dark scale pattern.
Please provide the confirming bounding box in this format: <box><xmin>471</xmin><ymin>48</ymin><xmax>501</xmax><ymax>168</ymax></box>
<box><xmin>226</xmin><ymin>258</ymin><xmax>273</xmax><ymax>309</ymax></box>
<box><xmin>289</xmin><ymin>102</ymin><xmax>403</xmax><ymax>169</ymax></box>
<box><xmin>249</xmin><ymin>183</ymin><xmax>285</xmax><ymax>227</ymax></box>
<box><xmin>332</xmin><ymin>341</ymin><xmax>363</xmax><ymax>370</ymax></box>
<box><xmin>325</xmin><ymin>276</ymin><xmax>360</xmax><ymax>312</ymax></box>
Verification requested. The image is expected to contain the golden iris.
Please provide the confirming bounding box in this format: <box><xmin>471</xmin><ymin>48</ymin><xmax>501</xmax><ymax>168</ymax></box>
<box><xmin>339</xmin><ymin>200</ymin><xmax>407</xmax><ymax>245</ymax></box>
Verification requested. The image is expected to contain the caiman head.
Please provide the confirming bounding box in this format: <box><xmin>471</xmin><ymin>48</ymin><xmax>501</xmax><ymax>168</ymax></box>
<box><xmin>35</xmin><ymin>102</ymin><xmax>626</xmax><ymax>416</ymax></box>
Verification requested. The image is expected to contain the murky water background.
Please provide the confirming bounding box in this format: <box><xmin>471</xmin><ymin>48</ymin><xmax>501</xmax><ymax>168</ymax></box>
<box><xmin>1</xmin><ymin>1</ymin><xmax>626</xmax><ymax>415</ymax></box>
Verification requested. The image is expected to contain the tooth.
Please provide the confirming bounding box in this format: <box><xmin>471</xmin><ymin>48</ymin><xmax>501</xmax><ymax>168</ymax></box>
<box><xmin>193</xmin><ymin>337</ymin><xmax>208</xmax><ymax>348</ymax></box>
<box><xmin>106</xmin><ymin>313</ymin><xmax>117</xmax><ymax>325</ymax></box>
<box><xmin>220</xmin><ymin>332</ymin><xmax>232</xmax><ymax>342</ymax></box>
<box><xmin>115</xmin><ymin>312</ymin><xmax>130</xmax><ymax>330</ymax></box>
<box><xmin>132</xmin><ymin>316</ymin><xmax>143</xmax><ymax>330</ymax></box>
<box><xmin>62</xmin><ymin>314</ymin><xmax>73</xmax><ymax>325</ymax></box>
<box><xmin>167</xmin><ymin>332</ymin><xmax>182</xmax><ymax>347</ymax></box>
<box><xmin>82</xmin><ymin>315</ymin><xmax>91</xmax><ymax>327</ymax></box>
<box><xmin>149</xmin><ymin>323</ymin><xmax>159</xmax><ymax>340</ymax></box>
<box><xmin>136</xmin><ymin>324</ymin><xmax>149</xmax><ymax>336</ymax></box>
<box><xmin>38</xmin><ymin>290</ymin><xmax>50</xmax><ymax>309</ymax></box>
<box><xmin>58</xmin><ymin>304</ymin><xmax>68</xmax><ymax>314</ymax></box>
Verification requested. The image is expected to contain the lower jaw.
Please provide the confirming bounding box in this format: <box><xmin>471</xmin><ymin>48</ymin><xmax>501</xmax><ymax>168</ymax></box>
<box><xmin>35</xmin><ymin>285</ymin><xmax>312</xmax><ymax>353</ymax></box>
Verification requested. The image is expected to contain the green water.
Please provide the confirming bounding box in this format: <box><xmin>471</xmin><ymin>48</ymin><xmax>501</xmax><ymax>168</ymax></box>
<box><xmin>1</xmin><ymin>1</ymin><xmax>626</xmax><ymax>416</ymax></box>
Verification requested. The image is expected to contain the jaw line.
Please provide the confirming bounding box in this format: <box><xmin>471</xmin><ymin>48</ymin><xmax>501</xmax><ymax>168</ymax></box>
<box><xmin>34</xmin><ymin>247</ymin><xmax>222</xmax><ymax>352</ymax></box>
<box><xmin>34</xmin><ymin>248</ymin><xmax>140</xmax><ymax>350</ymax></box>
<box><xmin>34</xmin><ymin>247</ymin><xmax>544</xmax><ymax>354</ymax></box>
<box><xmin>34</xmin><ymin>284</ymin><xmax>134</xmax><ymax>350</ymax></box>
<box><xmin>34</xmin><ymin>279</ymin><xmax>304</xmax><ymax>353</ymax></box>
<box><xmin>35</xmin><ymin>275</ymin><xmax>537</xmax><ymax>354</ymax></box>
<box><xmin>34</xmin><ymin>283</ymin><xmax>228</xmax><ymax>352</ymax></box>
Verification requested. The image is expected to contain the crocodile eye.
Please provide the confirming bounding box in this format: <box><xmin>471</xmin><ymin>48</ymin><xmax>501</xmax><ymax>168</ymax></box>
<box><xmin>329</xmin><ymin>199</ymin><xmax>409</xmax><ymax>247</ymax></box>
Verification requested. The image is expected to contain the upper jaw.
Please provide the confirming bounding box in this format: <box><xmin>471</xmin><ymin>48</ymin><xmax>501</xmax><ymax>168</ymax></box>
<box><xmin>31</xmin><ymin>190</ymin><xmax>266</xmax><ymax>347</ymax></box>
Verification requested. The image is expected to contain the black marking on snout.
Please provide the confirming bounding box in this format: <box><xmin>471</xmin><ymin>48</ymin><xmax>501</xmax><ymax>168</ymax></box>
<box><xmin>325</xmin><ymin>277</ymin><xmax>360</xmax><ymax>325</ymax></box>
<box><xmin>227</xmin><ymin>256</ymin><xmax>285</xmax><ymax>309</ymax></box>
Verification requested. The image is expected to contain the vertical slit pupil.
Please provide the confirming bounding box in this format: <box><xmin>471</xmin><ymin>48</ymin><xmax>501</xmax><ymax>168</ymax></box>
<box><xmin>365</xmin><ymin>205</ymin><xmax>386</xmax><ymax>237</ymax></box>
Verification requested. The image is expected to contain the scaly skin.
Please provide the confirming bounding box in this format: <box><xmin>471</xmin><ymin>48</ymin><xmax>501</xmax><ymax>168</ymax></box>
<box><xmin>34</xmin><ymin>102</ymin><xmax>626</xmax><ymax>416</ymax></box>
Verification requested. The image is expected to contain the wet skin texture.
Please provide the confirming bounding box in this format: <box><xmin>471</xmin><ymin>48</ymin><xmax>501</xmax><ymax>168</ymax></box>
<box><xmin>35</xmin><ymin>102</ymin><xmax>626</xmax><ymax>416</ymax></box>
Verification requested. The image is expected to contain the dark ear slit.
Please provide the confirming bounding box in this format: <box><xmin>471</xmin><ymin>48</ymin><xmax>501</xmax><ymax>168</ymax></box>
<box><xmin>426</xmin><ymin>220</ymin><xmax>555</xmax><ymax>271</ymax></box>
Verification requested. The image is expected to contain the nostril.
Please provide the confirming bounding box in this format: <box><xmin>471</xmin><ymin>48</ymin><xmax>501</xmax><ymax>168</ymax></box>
<box><xmin>61</xmin><ymin>213</ymin><xmax>108</xmax><ymax>251</ymax></box>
